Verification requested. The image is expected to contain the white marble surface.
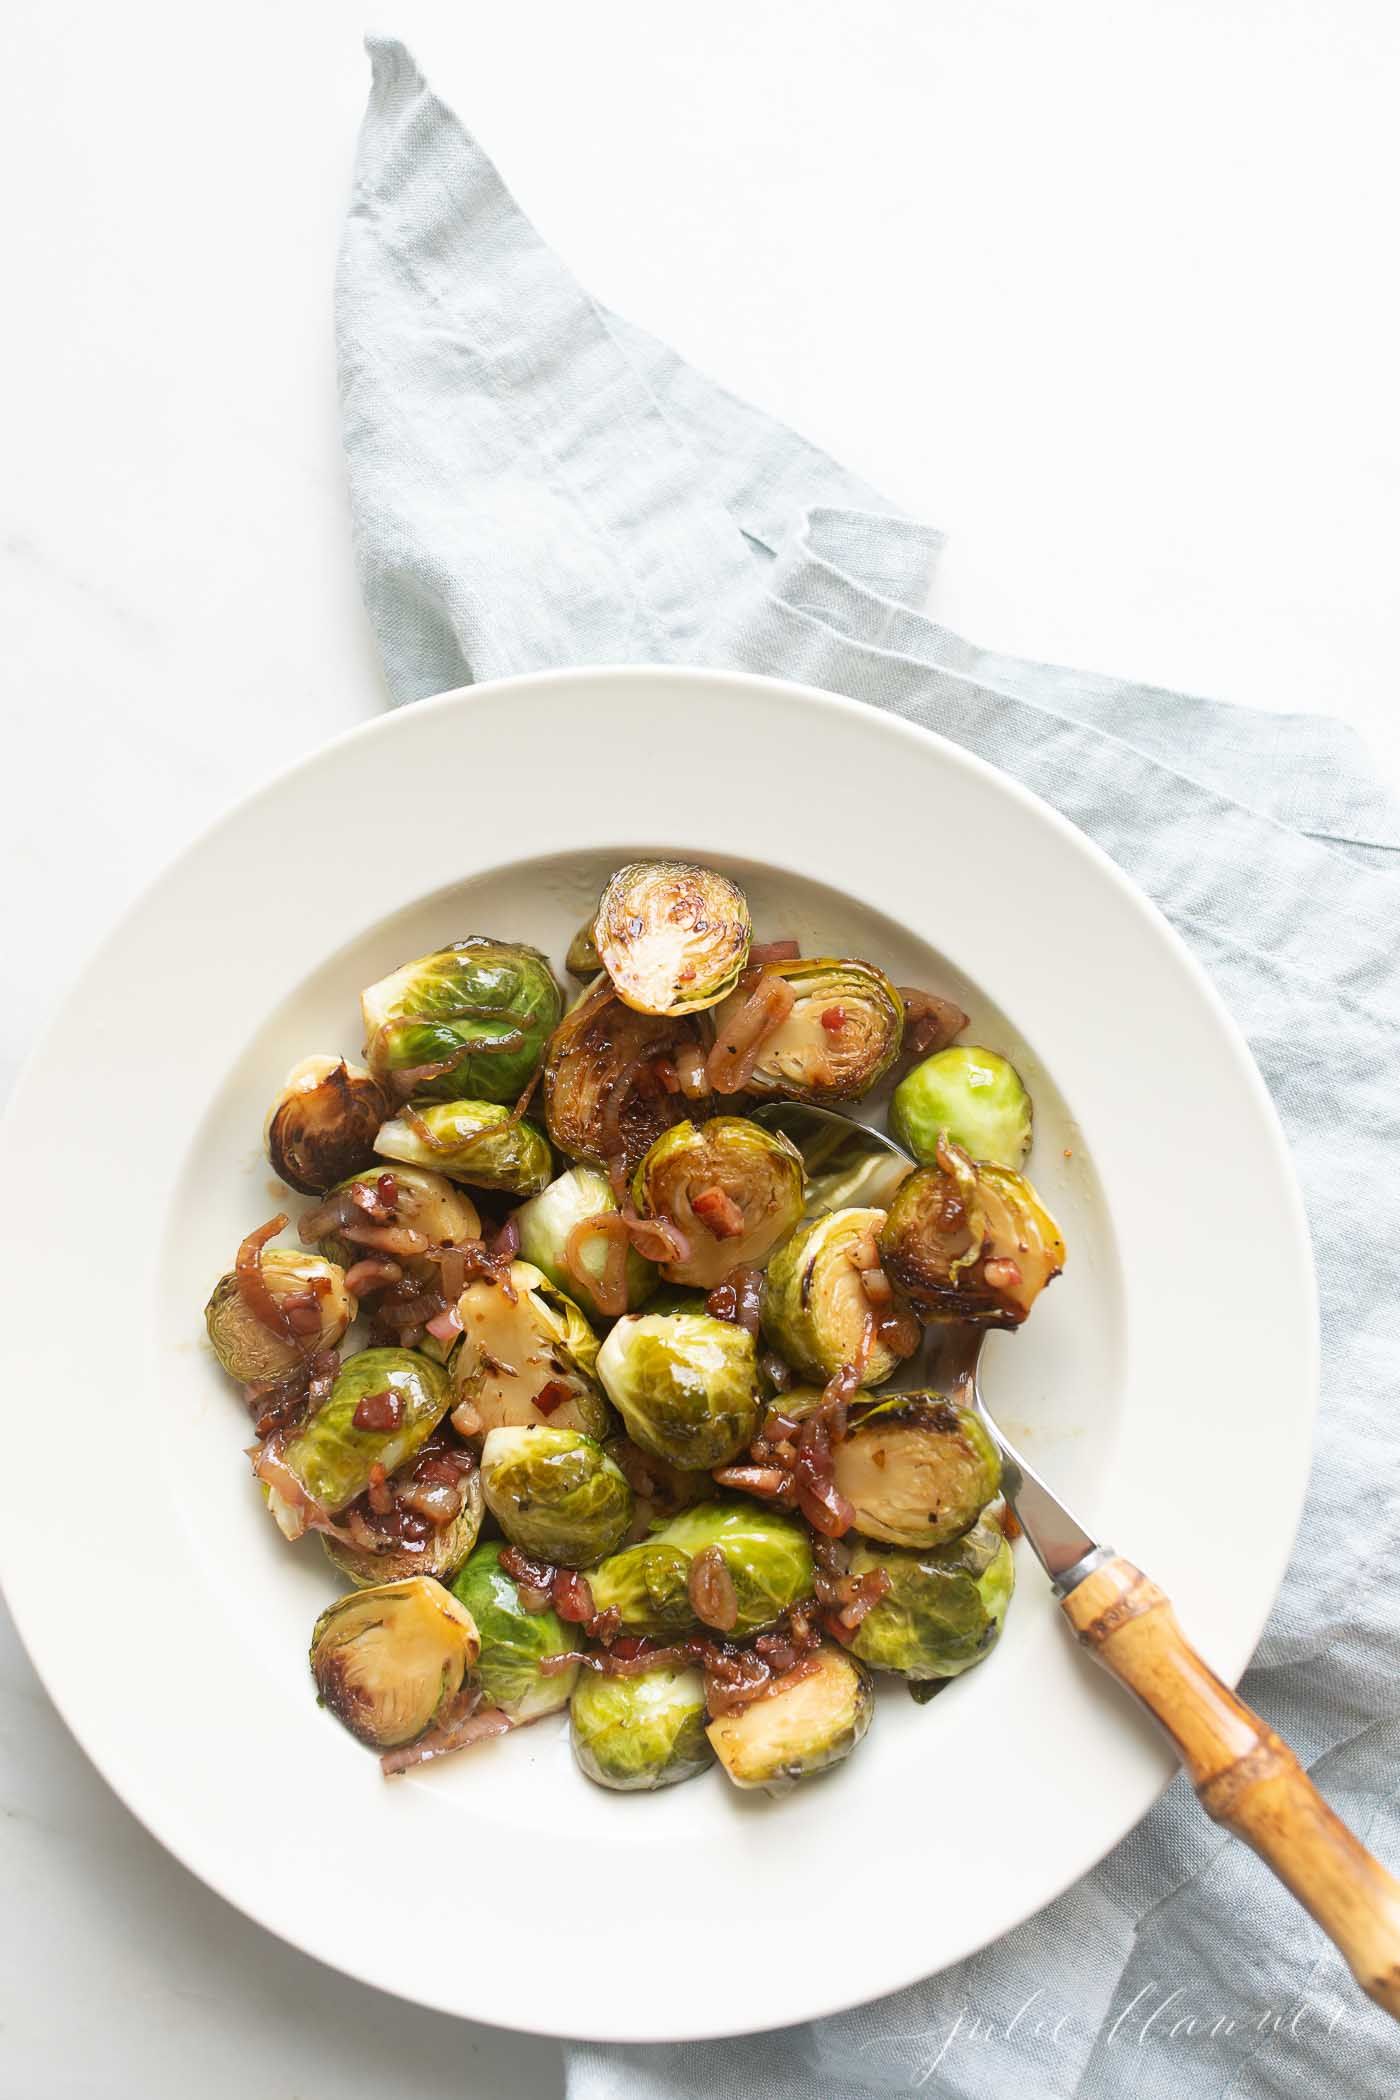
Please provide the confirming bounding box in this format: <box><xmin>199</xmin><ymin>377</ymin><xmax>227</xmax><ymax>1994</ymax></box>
<box><xmin>2</xmin><ymin>3</ymin><xmax>1398</xmax><ymax>2090</ymax></box>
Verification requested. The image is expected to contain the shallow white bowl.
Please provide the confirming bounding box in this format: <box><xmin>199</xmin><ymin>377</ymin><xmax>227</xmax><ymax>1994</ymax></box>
<box><xmin>0</xmin><ymin>667</ymin><xmax>1316</xmax><ymax>2042</ymax></box>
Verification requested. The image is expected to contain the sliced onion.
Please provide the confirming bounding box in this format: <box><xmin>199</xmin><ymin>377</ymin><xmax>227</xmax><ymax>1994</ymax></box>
<box><xmin>564</xmin><ymin>1212</ymin><xmax>630</xmax><ymax>1318</ymax></box>
<box><xmin>234</xmin><ymin>1216</ymin><xmax>299</xmax><ymax>1342</ymax></box>
<box><xmin>706</xmin><ymin>972</ymin><xmax>797</xmax><ymax>1094</ymax></box>
<box><xmin>380</xmin><ymin>1701</ymin><xmax>513</xmax><ymax>1777</ymax></box>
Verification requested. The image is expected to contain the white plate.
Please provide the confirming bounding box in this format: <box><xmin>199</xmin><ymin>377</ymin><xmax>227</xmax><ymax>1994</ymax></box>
<box><xmin>0</xmin><ymin>667</ymin><xmax>1316</xmax><ymax>2042</ymax></box>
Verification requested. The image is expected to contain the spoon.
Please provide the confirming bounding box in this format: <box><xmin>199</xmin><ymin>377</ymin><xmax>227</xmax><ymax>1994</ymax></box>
<box><xmin>752</xmin><ymin>1101</ymin><xmax>1400</xmax><ymax>2018</ymax></box>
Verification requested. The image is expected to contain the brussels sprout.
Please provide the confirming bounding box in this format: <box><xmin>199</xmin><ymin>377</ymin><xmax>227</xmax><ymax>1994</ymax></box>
<box><xmin>710</xmin><ymin>958</ymin><xmax>902</xmax><ymax>1103</ymax></box>
<box><xmin>706</xmin><ymin>1646</ymin><xmax>873</xmax><ymax>1791</ymax></box>
<box><xmin>587</xmin><ymin>1537</ymin><xmax>695</xmax><ymax>1636</ymax></box>
<box><xmin>846</xmin><ymin>1514</ymin><xmax>1015</xmax><ymax>1680</ymax></box>
<box><xmin>513</xmin><ymin>1165</ymin><xmax>656</xmax><ymax>1322</ymax></box>
<box><xmin>205</xmin><ymin>1247</ymin><xmax>355</xmax><ymax>1385</ymax></box>
<box><xmin>593</xmin><ymin>861</ymin><xmax>750</xmax><ymax>1016</ymax></box>
<box><xmin>595</xmin><ymin>1313</ymin><xmax>762</xmax><ymax>1470</ymax></box>
<box><xmin>305</xmin><ymin>1164</ymin><xmax>481</xmax><ymax>1276</ymax></box>
<box><xmin>361</xmin><ymin>937</ymin><xmax>561</xmax><ymax>1105</ymax></box>
<box><xmin>310</xmin><ymin>1576</ymin><xmax>480</xmax><ymax>1751</ymax></box>
<box><xmin>451</xmin><ymin>1540</ymin><xmax>579</xmax><ymax>1720</ymax></box>
<box><xmin>479</xmin><ymin>1426</ymin><xmax>633</xmax><ymax>1567</ymax></box>
<box><xmin>375</xmin><ymin>1099</ymin><xmax>552</xmax><ymax>1196</ymax></box>
<box><xmin>879</xmin><ymin>1138</ymin><xmax>1066</xmax><ymax>1327</ymax></box>
<box><xmin>832</xmin><ymin>1394</ymin><xmax>1000</xmax><ymax>1547</ymax></box>
<box><xmin>760</xmin><ymin>1208</ymin><xmax>915</xmax><ymax>1389</ymax></box>
<box><xmin>891</xmin><ymin>1046</ymin><xmax>1033</xmax><ymax>1171</ymax></box>
<box><xmin>280</xmin><ymin>1348</ymin><xmax>452</xmax><ymax>1513</ymax></box>
<box><xmin>571</xmin><ymin>1665</ymin><xmax>714</xmax><ymax>1791</ymax></box>
<box><xmin>451</xmin><ymin>1259</ymin><xmax>609</xmax><ymax>1438</ymax></box>
<box><xmin>565</xmin><ymin>917</ymin><xmax>602</xmax><ymax>980</ymax></box>
<box><xmin>322</xmin><ymin>1456</ymin><xmax>484</xmax><ymax>1588</ymax></box>
<box><xmin>631</xmin><ymin>1117</ymin><xmax>805</xmax><ymax>1289</ymax></box>
<box><xmin>662</xmin><ymin>1501</ymin><xmax>815</xmax><ymax>1634</ymax></box>
<box><xmin>542</xmin><ymin>982</ymin><xmax>707</xmax><ymax>1175</ymax></box>
<box><xmin>264</xmin><ymin>1055</ymin><xmax>388</xmax><ymax>1195</ymax></box>
<box><xmin>752</xmin><ymin>1102</ymin><xmax>914</xmax><ymax>1219</ymax></box>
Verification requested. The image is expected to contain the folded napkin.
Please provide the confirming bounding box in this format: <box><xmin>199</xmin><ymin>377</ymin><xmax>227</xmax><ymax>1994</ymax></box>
<box><xmin>339</xmin><ymin>39</ymin><xmax>1400</xmax><ymax>2099</ymax></box>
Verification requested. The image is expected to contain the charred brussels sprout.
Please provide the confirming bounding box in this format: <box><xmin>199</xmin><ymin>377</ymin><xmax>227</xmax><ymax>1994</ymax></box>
<box><xmin>304</xmin><ymin>1164</ymin><xmax>480</xmax><ymax>1275</ymax></box>
<box><xmin>205</xmin><ymin>1248</ymin><xmax>355</xmax><ymax>1384</ymax></box>
<box><xmin>322</xmin><ymin>1459</ymin><xmax>484</xmax><ymax>1589</ymax></box>
<box><xmin>571</xmin><ymin>1666</ymin><xmax>714</xmax><ymax>1791</ymax></box>
<box><xmin>264</xmin><ymin>1055</ymin><xmax>387</xmax><ymax>1195</ymax></box>
<box><xmin>451</xmin><ymin>1260</ymin><xmax>608</xmax><ymax>1438</ymax></box>
<box><xmin>879</xmin><ymin>1138</ymin><xmax>1066</xmax><ymax>1327</ymax></box>
<box><xmin>891</xmin><ymin>1046</ymin><xmax>1033</xmax><ymax>1171</ymax></box>
<box><xmin>479</xmin><ymin>1426</ymin><xmax>633</xmax><ymax>1566</ymax></box>
<box><xmin>280</xmin><ymin>1348</ymin><xmax>452</xmax><ymax>1513</ymax></box>
<box><xmin>452</xmin><ymin>1540</ymin><xmax>579</xmax><ymax>1720</ymax></box>
<box><xmin>310</xmin><ymin>1578</ymin><xmax>479</xmax><ymax>1751</ymax></box>
<box><xmin>542</xmin><ymin>983</ymin><xmax>707</xmax><ymax>1176</ymax></box>
<box><xmin>760</xmin><ymin>1208</ymin><xmax>914</xmax><ymax>1388</ymax></box>
<box><xmin>846</xmin><ymin>1514</ymin><xmax>1015</xmax><ymax>1680</ymax></box>
<box><xmin>707</xmin><ymin>1646</ymin><xmax>873</xmax><ymax>1791</ymax></box>
<box><xmin>375</xmin><ymin>1099</ymin><xmax>551</xmax><ymax>1196</ymax></box>
<box><xmin>362</xmin><ymin>938</ymin><xmax>561</xmax><ymax>1105</ymax></box>
<box><xmin>832</xmin><ymin>1394</ymin><xmax>1000</xmax><ymax>1547</ymax></box>
<box><xmin>595</xmin><ymin>1313</ymin><xmax>762</xmax><ymax>1471</ymax></box>
<box><xmin>593</xmin><ymin>861</ymin><xmax>750</xmax><ymax>1016</ymax></box>
<box><xmin>710</xmin><ymin>958</ymin><xmax>902</xmax><ymax>1103</ymax></box>
<box><xmin>514</xmin><ymin>1165</ymin><xmax>656</xmax><ymax>1322</ymax></box>
<box><xmin>632</xmin><ymin>1117</ymin><xmax>805</xmax><ymax>1290</ymax></box>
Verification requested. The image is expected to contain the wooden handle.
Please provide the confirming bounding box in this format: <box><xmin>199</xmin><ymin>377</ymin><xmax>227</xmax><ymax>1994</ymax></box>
<box><xmin>1062</xmin><ymin>1554</ymin><xmax>1400</xmax><ymax>2019</ymax></box>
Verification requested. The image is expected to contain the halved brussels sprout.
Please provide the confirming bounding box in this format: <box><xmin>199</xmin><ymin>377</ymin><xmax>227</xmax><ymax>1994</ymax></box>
<box><xmin>322</xmin><ymin>1458</ymin><xmax>484</xmax><ymax>1588</ymax></box>
<box><xmin>760</xmin><ymin>1208</ymin><xmax>915</xmax><ymax>1388</ymax></box>
<box><xmin>571</xmin><ymin>1665</ymin><xmax>714</xmax><ymax>1791</ymax></box>
<box><xmin>479</xmin><ymin>1426</ymin><xmax>633</xmax><ymax>1567</ymax></box>
<box><xmin>310</xmin><ymin>1576</ymin><xmax>480</xmax><ymax>1751</ymax></box>
<box><xmin>451</xmin><ymin>1260</ymin><xmax>609</xmax><ymax>1438</ymax></box>
<box><xmin>452</xmin><ymin>1540</ymin><xmax>579</xmax><ymax>1721</ymax></box>
<box><xmin>595</xmin><ymin>1312</ymin><xmax>762</xmax><ymax>1470</ymax></box>
<box><xmin>710</xmin><ymin>958</ymin><xmax>902</xmax><ymax>1103</ymax></box>
<box><xmin>593</xmin><ymin>861</ymin><xmax>750</xmax><ymax>1016</ymax></box>
<box><xmin>832</xmin><ymin>1394</ymin><xmax>1000</xmax><ymax>1548</ymax></box>
<box><xmin>565</xmin><ymin>917</ymin><xmax>602</xmax><ymax>981</ymax></box>
<box><xmin>280</xmin><ymin>1348</ymin><xmax>452</xmax><ymax>1513</ymax></box>
<box><xmin>706</xmin><ymin>1646</ymin><xmax>873</xmax><ymax>1791</ymax></box>
<box><xmin>542</xmin><ymin>983</ymin><xmax>707</xmax><ymax>1175</ymax></box>
<box><xmin>891</xmin><ymin>1046</ymin><xmax>1033</xmax><ymax>1171</ymax></box>
<box><xmin>846</xmin><ymin>1513</ymin><xmax>1015</xmax><ymax>1680</ymax></box>
<box><xmin>306</xmin><ymin>1164</ymin><xmax>481</xmax><ymax>1276</ymax></box>
<box><xmin>879</xmin><ymin>1139</ymin><xmax>1066</xmax><ymax>1327</ymax></box>
<box><xmin>513</xmin><ymin>1165</ymin><xmax>656</xmax><ymax>1323</ymax></box>
<box><xmin>631</xmin><ymin>1117</ymin><xmax>805</xmax><ymax>1289</ymax></box>
<box><xmin>205</xmin><ymin>1248</ymin><xmax>355</xmax><ymax>1385</ymax></box>
<box><xmin>264</xmin><ymin>1055</ymin><xmax>388</xmax><ymax>1195</ymax></box>
<box><xmin>361</xmin><ymin>938</ymin><xmax>561</xmax><ymax>1105</ymax></box>
<box><xmin>375</xmin><ymin>1099</ymin><xmax>552</xmax><ymax>1196</ymax></box>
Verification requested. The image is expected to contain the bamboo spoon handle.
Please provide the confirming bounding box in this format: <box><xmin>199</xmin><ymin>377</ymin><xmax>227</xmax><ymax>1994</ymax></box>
<box><xmin>1061</xmin><ymin>1554</ymin><xmax>1400</xmax><ymax>2019</ymax></box>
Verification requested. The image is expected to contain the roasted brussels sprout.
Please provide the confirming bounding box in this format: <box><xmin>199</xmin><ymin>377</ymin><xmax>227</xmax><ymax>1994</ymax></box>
<box><xmin>452</xmin><ymin>1540</ymin><xmax>579</xmax><ymax>1720</ymax></box>
<box><xmin>361</xmin><ymin>937</ymin><xmax>561</xmax><ymax>1105</ymax></box>
<box><xmin>710</xmin><ymin>958</ymin><xmax>902</xmax><ymax>1102</ymax></box>
<box><xmin>513</xmin><ymin>1165</ymin><xmax>656</xmax><ymax>1322</ymax></box>
<box><xmin>451</xmin><ymin>1260</ymin><xmax>609</xmax><ymax>1438</ymax></box>
<box><xmin>879</xmin><ymin>1138</ymin><xmax>1066</xmax><ymax>1326</ymax></box>
<box><xmin>706</xmin><ymin>1646</ymin><xmax>873</xmax><ymax>1791</ymax></box>
<box><xmin>760</xmin><ymin>1208</ymin><xmax>916</xmax><ymax>1388</ymax></box>
<box><xmin>479</xmin><ymin>1426</ymin><xmax>633</xmax><ymax>1566</ymax></box>
<box><xmin>631</xmin><ymin>1117</ymin><xmax>805</xmax><ymax>1289</ymax></box>
<box><xmin>375</xmin><ymin>1099</ymin><xmax>552</xmax><ymax>1195</ymax></box>
<box><xmin>832</xmin><ymin>1394</ymin><xmax>1000</xmax><ymax>1547</ymax></box>
<box><xmin>593</xmin><ymin>861</ymin><xmax>750</xmax><ymax>1016</ymax></box>
<box><xmin>846</xmin><ymin>1513</ymin><xmax>1015</xmax><ymax>1680</ymax></box>
<box><xmin>542</xmin><ymin>982</ymin><xmax>707</xmax><ymax>1176</ymax></box>
<box><xmin>589</xmin><ymin>1498</ymin><xmax>813</xmax><ymax>1637</ymax></box>
<box><xmin>595</xmin><ymin>1312</ymin><xmax>762</xmax><ymax>1470</ymax></box>
<box><xmin>571</xmin><ymin>1665</ymin><xmax>714</xmax><ymax>1791</ymax></box>
<box><xmin>264</xmin><ymin>1055</ymin><xmax>387</xmax><ymax>1195</ymax></box>
<box><xmin>322</xmin><ymin>1454</ymin><xmax>484</xmax><ymax>1588</ymax></box>
<box><xmin>205</xmin><ymin>1242</ymin><xmax>355</xmax><ymax>1385</ymax></box>
<box><xmin>280</xmin><ymin>1348</ymin><xmax>452</xmax><ymax>1513</ymax></box>
<box><xmin>891</xmin><ymin>1046</ymin><xmax>1032</xmax><ymax>1171</ymax></box>
<box><xmin>304</xmin><ymin>1164</ymin><xmax>481</xmax><ymax>1276</ymax></box>
<box><xmin>310</xmin><ymin>1577</ymin><xmax>480</xmax><ymax>1751</ymax></box>
<box><xmin>587</xmin><ymin>1537</ymin><xmax>694</xmax><ymax>1636</ymax></box>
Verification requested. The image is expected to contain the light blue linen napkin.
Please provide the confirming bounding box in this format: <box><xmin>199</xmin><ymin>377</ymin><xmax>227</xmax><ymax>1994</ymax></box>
<box><xmin>339</xmin><ymin>39</ymin><xmax>1400</xmax><ymax>2099</ymax></box>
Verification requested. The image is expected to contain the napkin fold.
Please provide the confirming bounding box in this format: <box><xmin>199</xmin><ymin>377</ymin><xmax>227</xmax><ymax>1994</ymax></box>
<box><xmin>339</xmin><ymin>38</ymin><xmax>1400</xmax><ymax>2099</ymax></box>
